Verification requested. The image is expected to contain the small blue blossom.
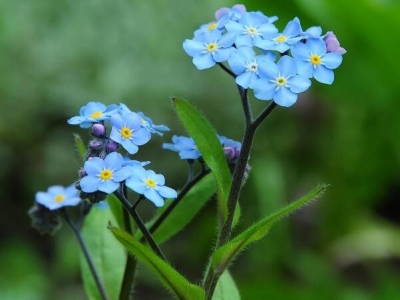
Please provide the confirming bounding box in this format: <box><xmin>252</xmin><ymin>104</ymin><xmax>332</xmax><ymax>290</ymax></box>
<box><xmin>162</xmin><ymin>135</ymin><xmax>201</xmax><ymax>160</ymax></box>
<box><xmin>291</xmin><ymin>38</ymin><xmax>343</xmax><ymax>84</ymax></box>
<box><xmin>67</xmin><ymin>102</ymin><xmax>119</xmax><ymax>128</ymax></box>
<box><xmin>80</xmin><ymin>152</ymin><xmax>132</xmax><ymax>194</ymax></box>
<box><xmin>183</xmin><ymin>30</ymin><xmax>236</xmax><ymax>70</ymax></box>
<box><xmin>35</xmin><ymin>184</ymin><xmax>81</xmax><ymax>210</ymax></box>
<box><xmin>253</xmin><ymin>55</ymin><xmax>311</xmax><ymax>107</ymax></box>
<box><xmin>215</xmin><ymin>4</ymin><xmax>246</xmax><ymax>21</ymax></box>
<box><xmin>224</xmin><ymin>12</ymin><xmax>278</xmax><ymax>48</ymax></box>
<box><xmin>257</xmin><ymin>17</ymin><xmax>303</xmax><ymax>53</ymax></box>
<box><xmin>194</xmin><ymin>15</ymin><xmax>229</xmax><ymax>39</ymax></box>
<box><xmin>228</xmin><ymin>46</ymin><xmax>276</xmax><ymax>89</ymax></box>
<box><xmin>110</xmin><ymin>112</ymin><xmax>151</xmax><ymax>154</ymax></box>
<box><xmin>125</xmin><ymin>166</ymin><xmax>177</xmax><ymax>207</ymax></box>
<box><xmin>122</xmin><ymin>156</ymin><xmax>151</xmax><ymax>168</ymax></box>
<box><xmin>119</xmin><ymin>103</ymin><xmax>170</xmax><ymax>136</ymax></box>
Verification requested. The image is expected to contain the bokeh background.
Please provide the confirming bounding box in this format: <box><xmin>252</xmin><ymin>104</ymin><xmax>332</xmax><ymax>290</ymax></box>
<box><xmin>1</xmin><ymin>0</ymin><xmax>400</xmax><ymax>299</ymax></box>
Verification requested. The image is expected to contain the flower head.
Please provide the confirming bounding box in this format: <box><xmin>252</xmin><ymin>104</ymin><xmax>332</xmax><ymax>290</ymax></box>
<box><xmin>253</xmin><ymin>55</ymin><xmax>311</xmax><ymax>107</ymax></box>
<box><xmin>67</xmin><ymin>102</ymin><xmax>119</xmax><ymax>128</ymax></box>
<box><xmin>225</xmin><ymin>12</ymin><xmax>278</xmax><ymax>48</ymax></box>
<box><xmin>291</xmin><ymin>38</ymin><xmax>343</xmax><ymax>84</ymax></box>
<box><xmin>162</xmin><ymin>135</ymin><xmax>201</xmax><ymax>160</ymax></box>
<box><xmin>35</xmin><ymin>184</ymin><xmax>81</xmax><ymax>210</ymax></box>
<box><xmin>125</xmin><ymin>166</ymin><xmax>177</xmax><ymax>207</ymax></box>
<box><xmin>110</xmin><ymin>112</ymin><xmax>151</xmax><ymax>154</ymax></box>
<box><xmin>228</xmin><ymin>46</ymin><xmax>276</xmax><ymax>89</ymax></box>
<box><xmin>79</xmin><ymin>152</ymin><xmax>132</xmax><ymax>194</ymax></box>
<box><xmin>183</xmin><ymin>30</ymin><xmax>236</xmax><ymax>70</ymax></box>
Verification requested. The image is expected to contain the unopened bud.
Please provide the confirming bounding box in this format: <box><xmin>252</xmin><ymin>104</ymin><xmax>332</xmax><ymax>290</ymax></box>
<box><xmin>91</xmin><ymin>123</ymin><xmax>106</xmax><ymax>138</ymax></box>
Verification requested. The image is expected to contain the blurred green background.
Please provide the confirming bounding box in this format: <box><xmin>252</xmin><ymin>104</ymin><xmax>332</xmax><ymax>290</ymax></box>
<box><xmin>1</xmin><ymin>0</ymin><xmax>400</xmax><ymax>299</ymax></box>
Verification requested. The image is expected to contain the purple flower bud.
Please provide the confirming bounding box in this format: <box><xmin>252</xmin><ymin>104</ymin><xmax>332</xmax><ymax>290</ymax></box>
<box><xmin>324</xmin><ymin>32</ymin><xmax>346</xmax><ymax>54</ymax></box>
<box><xmin>215</xmin><ymin>4</ymin><xmax>246</xmax><ymax>20</ymax></box>
<box><xmin>224</xmin><ymin>146</ymin><xmax>236</xmax><ymax>161</ymax></box>
<box><xmin>88</xmin><ymin>139</ymin><xmax>103</xmax><ymax>150</ymax></box>
<box><xmin>106</xmin><ymin>140</ymin><xmax>119</xmax><ymax>152</ymax></box>
<box><xmin>91</xmin><ymin>123</ymin><xmax>106</xmax><ymax>138</ymax></box>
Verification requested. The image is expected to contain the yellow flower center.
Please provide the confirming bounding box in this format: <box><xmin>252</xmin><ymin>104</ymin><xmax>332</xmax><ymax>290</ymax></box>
<box><xmin>207</xmin><ymin>22</ymin><xmax>217</xmax><ymax>31</ymax></box>
<box><xmin>206</xmin><ymin>43</ymin><xmax>218</xmax><ymax>52</ymax></box>
<box><xmin>120</xmin><ymin>126</ymin><xmax>132</xmax><ymax>139</ymax></box>
<box><xmin>310</xmin><ymin>54</ymin><xmax>321</xmax><ymax>66</ymax></box>
<box><xmin>276</xmin><ymin>35</ymin><xmax>287</xmax><ymax>43</ymax></box>
<box><xmin>90</xmin><ymin>111</ymin><xmax>103</xmax><ymax>119</ymax></box>
<box><xmin>275</xmin><ymin>76</ymin><xmax>287</xmax><ymax>87</ymax></box>
<box><xmin>145</xmin><ymin>178</ymin><xmax>156</xmax><ymax>188</ymax></box>
<box><xmin>100</xmin><ymin>169</ymin><xmax>113</xmax><ymax>181</ymax></box>
<box><xmin>54</xmin><ymin>194</ymin><xmax>65</xmax><ymax>203</ymax></box>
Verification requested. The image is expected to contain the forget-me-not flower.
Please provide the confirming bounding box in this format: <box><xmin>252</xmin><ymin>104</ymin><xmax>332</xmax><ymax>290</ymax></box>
<box><xmin>291</xmin><ymin>38</ymin><xmax>343</xmax><ymax>84</ymax></box>
<box><xmin>110</xmin><ymin>112</ymin><xmax>151</xmax><ymax>154</ymax></box>
<box><xmin>79</xmin><ymin>152</ymin><xmax>132</xmax><ymax>194</ymax></box>
<box><xmin>253</xmin><ymin>55</ymin><xmax>311</xmax><ymax>107</ymax></box>
<box><xmin>225</xmin><ymin>12</ymin><xmax>278</xmax><ymax>48</ymax></box>
<box><xmin>35</xmin><ymin>184</ymin><xmax>81</xmax><ymax>210</ymax></box>
<box><xmin>162</xmin><ymin>135</ymin><xmax>201</xmax><ymax>160</ymax></box>
<box><xmin>183</xmin><ymin>30</ymin><xmax>236</xmax><ymax>70</ymax></box>
<box><xmin>125</xmin><ymin>166</ymin><xmax>177</xmax><ymax>207</ymax></box>
<box><xmin>67</xmin><ymin>102</ymin><xmax>119</xmax><ymax>128</ymax></box>
<box><xmin>228</xmin><ymin>46</ymin><xmax>276</xmax><ymax>89</ymax></box>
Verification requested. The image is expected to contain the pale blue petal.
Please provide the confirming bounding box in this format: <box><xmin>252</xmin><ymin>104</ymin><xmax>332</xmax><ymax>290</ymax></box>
<box><xmin>314</xmin><ymin>66</ymin><xmax>334</xmax><ymax>84</ymax></box>
<box><xmin>157</xmin><ymin>186</ymin><xmax>177</xmax><ymax>199</ymax></box>
<box><xmin>296</xmin><ymin>60</ymin><xmax>314</xmax><ymax>78</ymax></box>
<box><xmin>288</xmin><ymin>76</ymin><xmax>311</xmax><ymax>93</ymax></box>
<box><xmin>104</xmin><ymin>152</ymin><xmax>123</xmax><ymax>169</ymax></box>
<box><xmin>83</xmin><ymin>102</ymin><xmax>106</xmax><ymax>116</ymax></box>
<box><xmin>253</xmin><ymin>79</ymin><xmax>276</xmax><ymax>101</ymax></box>
<box><xmin>274</xmin><ymin>88</ymin><xmax>297</xmax><ymax>107</ymax></box>
<box><xmin>224</xmin><ymin>20</ymin><xmax>243</xmax><ymax>33</ymax></box>
<box><xmin>218</xmin><ymin>32</ymin><xmax>236</xmax><ymax>47</ymax></box>
<box><xmin>291</xmin><ymin>42</ymin><xmax>309</xmax><ymax>60</ymax></box>
<box><xmin>84</xmin><ymin>158</ymin><xmax>104</xmax><ymax>175</ymax></box>
<box><xmin>124</xmin><ymin>112</ymin><xmax>142</xmax><ymax>129</ymax></box>
<box><xmin>183</xmin><ymin>39</ymin><xmax>204</xmax><ymax>57</ymax></box>
<box><xmin>110</xmin><ymin>113</ymin><xmax>124</xmax><ymax>128</ymax></box>
<box><xmin>99</xmin><ymin>180</ymin><xmax>119</xmax><ymax>194</ymax></box>
<box><xmin>80</xmin><ymin>176</ymin><xmax>100</xmax><ymax>193</ymax></box>
<box><xmin>235</xmin><ymin>34</ymin><xmax>252</xmax><ymax>47</ymax></box>
<box><xmin>236</xmin><ymin>72</ymin><xmax>255</xmax><ymax>89</ymax></box>
<box><xmin>258</xmin><ymin>23</ymin><xmax>278</xmax><ymax>38</ymax></box>
<box><xmin>113</xmin><ymin>167</ymin><xmax>132</xmax><ymax>182</ymax></box>
<box><xmin>228</xmin><ymin>51</ymin><xmax>248</xmax><ymax>75</ymax></box>
<box><xmin>121</xmin><ymin>140</ymin><xmax>139</xmax><ymax>154</ymax></box>
<box><xmin>125</xmin><ymin>177</ymin><xmax>146</xmax><ymax>194</ymax></box>
<box><xmin>110</xmin><ymin>127</ymin><xmax>123</xmax><ymax>144</ymax></box>
<box><xmin>67</xmin><ymin>116</ymin><xmax>86</xmax><ymax>125</ymax></box>
<box><xmin>63</xmin><ymin>197</ymin><xmax>81</xmax><ymax>207</ymax></box>
<box><xmin>322</xmin><ymin>52</ymin><xmax>343</xmax><ymax>69</ymax></box>
<box><xmin>307</xmin><ymin>38</ymin><xmax>326</xmax><ymax>55</ymax></box>
<box><xmin>277</xmin><ymin>56</ymin><xmax>297</xmax><ymax>77</ymax></box>
<box><xmin>47</xmin><ymin>185</ymin><xmax>64</xmax><ymax>196</ymax></box>
<box><xmin>193</xmin><ymin>53</ymin><xmax>216</xmax><ymax>70</ymax></box>
<box><xmin>213</xmin><ymin>47</ymin><xmax>235</xmax><ymax>62</ymax></box>
<box><xmin>282</xmin><ymin>18</ymin><xmax>301</xmax><ymax>36</ymax></box>
<box><xmin>153</xmin><ymin>173</ymin><xmax>165</xmax><ymax>185</ymax></box>
<box><xmin>144</xmin><ymin>189</ymin><xmax>164</xmax><ymax>207</ymax></box>
<box><xmin>257</xmin><ymin>60</ymin><xmax>278</xmax><ymax>79</ymax></box>
<box><xmin>132</xmin><ymin>128</ymin><xmax>151</xmax><ymax>145</ymax></box>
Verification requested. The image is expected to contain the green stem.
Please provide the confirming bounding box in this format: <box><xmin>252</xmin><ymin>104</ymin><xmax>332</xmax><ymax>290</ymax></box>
<box><xmin>61</xmin><ymin>209</ymin><xmax>110</xmax><ymax>300</ymax></box>
<box><xmin>114</xmin><ymin>191</ymin><xmax>167</xmax><ymax>261</ymax></box>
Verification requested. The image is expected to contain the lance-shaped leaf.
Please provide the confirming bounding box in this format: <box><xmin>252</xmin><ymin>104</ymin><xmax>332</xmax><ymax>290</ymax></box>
<box><xmin>172</xmin><ymin>97</ymin><xmax>232</xmax><ymax>222</ymax></box>
<box><xmin>212</xmin><ymin>271</ymin><xmax>241</xmax><ymax>300</ymax></box>
<box><xmin>110</xmin><ymin>227</ymin><xmax>205</xmax><ymax>300</ymax></box>
<box><xmin>80</xmin><ymin>205</ymin><xmax>126</xmax><ymax>300</ymax></box>
<box><xmin>106</xmin><ymin>193</ymin><xmax>125</xmax><ymax>230</ymax></box>
<box><xmin>73</xmin><ymin>133</ymin><xmax>86</xmax><ymax>162</ymax></box>
<box><xmin>211</xmin><ymin>183</ymin><xmax>328</xmax><ymax>274</ymax></box>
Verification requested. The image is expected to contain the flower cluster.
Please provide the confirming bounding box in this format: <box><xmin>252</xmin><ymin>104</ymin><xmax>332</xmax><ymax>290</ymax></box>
<box><xmin>33</xmin><ymin>102</ymin><xmax>177</xmax><ymax>213</ymax></box>
<box><xmin>183</xmin><ymin>4</ymin><xmax>345</xmax><ymax>107</ymax></box>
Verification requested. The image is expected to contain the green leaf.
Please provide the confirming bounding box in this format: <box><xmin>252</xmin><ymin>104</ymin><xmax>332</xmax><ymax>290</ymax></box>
<box><xmin>73</xmin><ymin>133</ymin><xmax>86</xmax><ymax>162</ymax></box>
<box><xmin>212</xmin><ymin>271</ymin><xmax>241</xmax><ymax>300</ymax></box>
<box><xmin>110</xmin><ymin>227</ymin><xmax>205</xmax><ymax>300</ymax></box>
<box><xmin>80</xmin><ymin>206</ymin><xmax>126</xmax><ymax>300</ymax></box>
<box><xmin>172</xmin><ymin>97</ymin><xmax>231</xmax><ymax>222</ymax></box>
<box><xmin>211</xmin><ymin>183</ymin><xmax>328</xmax><ymax>274</ymax></box>
<box><xmin>150</xmin><ymin>173</ymin><xmax>216</xmax><ymax>244</ymax></box>
<box><xmin>107</xmin><ymin>193</ymin><xmax>125</xmax><ymax>230</ymax></box>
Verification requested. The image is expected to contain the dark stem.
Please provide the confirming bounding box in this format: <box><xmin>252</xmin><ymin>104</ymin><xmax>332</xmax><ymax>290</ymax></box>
<box><xmin>119</xmin><ymin>186</ymin><xmax>137</xmax><ymax>300</ymax></box>
<box><xmin>114</xmin><ymin>191</ymin><xmax>166</xmax><ymax>261</ymax></box>
<box><xmin>217</xmin><ymin>62</ymin><xmax>236</xmax><ymax>78</ymax></box>
<box><xmin>238</xmin><ymin>87</ymin><xmax>252</xmax><ymax>124</ymax></box>
<box><xmin>61</xmin><ymin>209</ymin><xmax>109</xmax><ymax>300</ymax></box>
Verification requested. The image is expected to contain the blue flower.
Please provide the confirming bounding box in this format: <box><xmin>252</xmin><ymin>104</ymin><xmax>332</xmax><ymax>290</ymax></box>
<box><xmin>79</xmin><ymin>152</ymin><xmax>132</xmax><ymax>194</ymax></box>
<box><xmin>35</xmin><ymin>184</ymin><xmax>81</xmax><ymax>210</ymax></box>
<box><xmin>162</xmin><ymin>135</ymin><xmax>201</xmax><ymax>160</ymax></box>
<box><xmin>257</xmin><ymin>17</ymin><xmax>303</xmax><ymax>53</ymax></box>
<box><xmin>291</xmin><ymin>38</ymin><xmax>343</xmax><ymax>84</ymax></box>
<box><xmin>228</xmin><ymin>46</ymin><xmax>276</xmax><ymax>89</ymax></box>
<box><xmin>110</xmin><ymin>112</ymin><xmax>151</xmax><ymax>154</ymax></box>
<box><xmin>224</xmin><ymin>12</ymin><xmax>278</xmax><ymax>48</ymax></box>
<box><xmin>125</xmin><ymin>166</ymin><xmax>177</xmax><ymax>207</ymax></box>
<box><xmin>194</xmin><ymin>15</ymin><xmax>229</xmax><ymax>39</ymax></box>
<box><xmin>67</xmin><ymin>102</ymin><xmax>119</xmax><ymax>128</ymax></box>
<box><xmin>183</xmin><ymin>30</ymin><xmax>236</xmax><ymax>70</ymax></box>
<box><xmin>253</xmin><ymin>55</ymin><xmax>311</xmax><ymax>107</ymax></box>
<box><xmin>119</xmin><ymin>103</ymin><xmax>170</xmax><ymax>136</ymax></box>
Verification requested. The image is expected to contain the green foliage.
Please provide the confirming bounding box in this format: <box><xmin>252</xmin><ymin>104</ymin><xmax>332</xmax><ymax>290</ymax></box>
<box><xmin>73</xmin><ymin>133</ymin><xmax>86</xmax><ymax>163</ymax></box>
<box><xmin>80</xmin><ymin>206</ymin><xmax>126</xmax><ymax>300</ymax></box>
<box><xmin>173</xmin><ymin>97</ymin><xmax>232</xmax><ymax>222</ymax></box>
<box><xmin>110</xmin><ymin>227</ymin><xmax>206</xmax><ymax>300</ymax></box>
<box><xmin>212</xmin><ymin>184</ymin><xmax>328</xmax><ymax>274</ymax></box>
<box><xmin>212</xmin><ymin>271</ymin><xmax>241</xmax><ymax>300</ymax></box>
<box><xmin>148</xmin><ymin>173</ymin><xmax>216</xmax><ymax>244</ymax></box>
